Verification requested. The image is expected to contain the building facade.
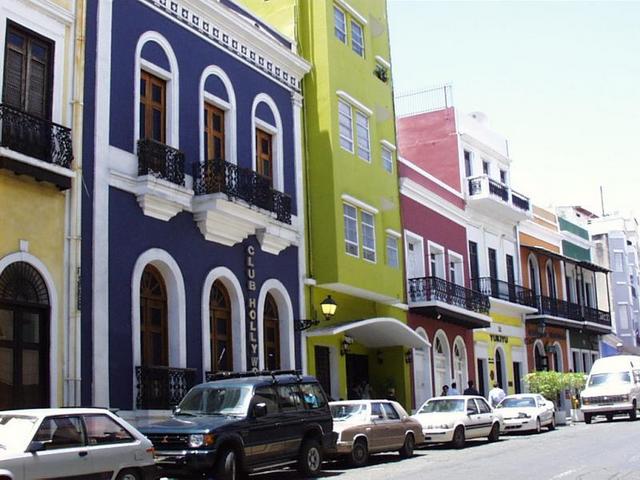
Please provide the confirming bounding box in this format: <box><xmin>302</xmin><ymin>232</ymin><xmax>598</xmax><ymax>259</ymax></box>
<box><xmin>241</xmin><ymin>0</ymin><xmax>418</xmax><ymax>409</ymax></box>
<box><xmin>81</xmin><ymin>0</ymin><xmax>310</xmax><ymax>417</ymax></box>
<box><xmin>0</xmin><ymin>0</ymin><xmax>84</xmax><ymax>409</ymax></box>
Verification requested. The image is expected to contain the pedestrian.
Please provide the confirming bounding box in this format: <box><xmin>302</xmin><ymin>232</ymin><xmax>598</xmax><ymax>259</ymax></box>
<box><xmin>440</xmin><ymin>385</ymin><xmax>449</xmax><ymax>396</ymax></box>
<box><xmin>488</xmin><ymin>382</ymin><xmax>506</xmax><ymax>407</ymax></box>
<box><xmin>386</xmin><ymin>388</ymin><xmax>398</xmax><ymax>402</ymax></box>
<box><xmin>449</xmin><ymin>382</ymin><xmax>459</xmax><ymax>395</ymax></box>
<box><xmin>463</xmin><ymin>380</ymin><xmax>481</xmax><ymax>396</ymax></box>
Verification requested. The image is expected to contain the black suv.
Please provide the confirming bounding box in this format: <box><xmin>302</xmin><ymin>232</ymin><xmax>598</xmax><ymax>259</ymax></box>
<box><xmin>140</xmin><ymin>370</ymin><xmax>336</xmax><ymax>479</ymax></box>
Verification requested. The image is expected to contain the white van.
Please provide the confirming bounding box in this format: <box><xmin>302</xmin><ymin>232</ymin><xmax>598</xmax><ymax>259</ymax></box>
<box><xmin>580</xmin><ymin>355</ymin><xmax>640</xmax><ymax>424</ymax></box>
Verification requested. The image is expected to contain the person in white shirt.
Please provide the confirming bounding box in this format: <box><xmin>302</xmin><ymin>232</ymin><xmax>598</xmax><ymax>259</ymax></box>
<box><xmin>449</xmin><ymin>382</ymin><xmax>460</xmax><ymax>395</ymax></box>
<box><xmin>488</xmin><ymin>382</ymin><xmax>506</xmax><ymax>407</ymax></box>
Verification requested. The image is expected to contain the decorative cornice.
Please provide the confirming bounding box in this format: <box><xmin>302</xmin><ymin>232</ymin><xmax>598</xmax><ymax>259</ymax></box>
<box><xmin>141</xmin><ymin>0</ymin><xmax>310</xmax><ymax>92</ymax></box>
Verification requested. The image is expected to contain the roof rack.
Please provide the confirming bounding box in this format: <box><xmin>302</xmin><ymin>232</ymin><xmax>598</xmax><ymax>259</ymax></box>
<box><xmin>207</xmin><ymin>369</ymin><xmax>303</xmax><ymax>383</ymax></box>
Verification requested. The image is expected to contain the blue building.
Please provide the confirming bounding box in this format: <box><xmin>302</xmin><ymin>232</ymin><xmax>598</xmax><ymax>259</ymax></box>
<box><xmin>81</xmin><ymin>0</ymin><xmax>310</xmax><ymax>418</ymax></box>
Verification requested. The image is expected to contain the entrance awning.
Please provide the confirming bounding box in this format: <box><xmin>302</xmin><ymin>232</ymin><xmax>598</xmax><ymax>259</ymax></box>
<box><xmin>306</xmin><ymin>317</ymin><xmax>430</xmax><ymax>349</ymax></box>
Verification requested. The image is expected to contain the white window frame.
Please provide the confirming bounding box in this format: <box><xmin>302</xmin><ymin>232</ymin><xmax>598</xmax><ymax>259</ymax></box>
<box><xmin>333</xmin><ymin>5</ymin><xmax>347</xmax><ymax>43</ymax></box>
<box><xmin>199</xmin><ymin>66</ymin><xmax>236</xmax><ymax>165</ymax></box>
<box><xmin>499</xmin><ymin>168</ymin><xmax>508</xmax><ymax>185</ymax></box>
<box><xmin>448</xmin><ymin>250</ymin><xmax>465</xmax><ymax>286</ymax></box>
<box><xmin>404</xmin><ymin>230</ymin><xmax>426</xmax><ymax>280</ymax></box>
<box><xmin>381</xmin><ymin>145</ymin><xmax>393</xmax><ymax>173</ymax></box>
<box><xmin>463</xmin><ymin>149</ymin><xmax>473</xmax><ymax>177</ymax></box>
<box><xmin>482</xmin><ymin>159</ymin><xmax>490</xmax><ymax>176</ymax></box>
<box><xmin>338</xmin><ymin>99</ymin><xmax>354</xmax><ymax>153</ymax></box>
<box><xmin>251</xmin><ymin>93</ymin><xmax>284</xmax><ymax>191</ymax></box>
<box><xmin>428</xmin><ymin>241</ymin><xmax>446</xmax><ymax>279</ymax></box>
<box><xmin>343</xmin><ymin>203</ymin><xmax>359</xmax><ymax>258</ymax></box>
<box><xmin>350</xmin><ymin>19</ymin><xmax>364</xmax><ymax>57</ymax></box>
<box><xmin>361</xmin><ymin>210</ymin><xmax>376</xmax><ymax>263</ymax></box>
<box><xmin>385</xmin><ymin>231</ymin><xmax>400</xmax><ymax>268</ymax></box>
<box><xmin>355</xmin><ymin>110</ymin><xmax>370</xmax><ymax>162</ymax></box>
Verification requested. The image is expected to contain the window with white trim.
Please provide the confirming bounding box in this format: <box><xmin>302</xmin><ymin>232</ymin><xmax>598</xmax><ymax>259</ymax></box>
<box><xmin>333</xmin><ymin>6</ymin><xmax>347</xmax><ymax>43</ymax></box>
<box><xmin>355</xmin><ymin>111</ymin><xmax>370</xmax><ymax>161</ymax></box>
<box><xmin>386</xmin><ymin>235</ymin><xmax>399</xmax><ymax>268</ymax></box>
<box><xmin>482</xmin><ymin>160</ymin><xmax>489</xmax><ymax>175</ymax></box>
<box><xmin>361</xmin><ymin>211</ymin><xmax>376</xmax><ymax>262</ymax></box>
<box><xmin>338</xmin><ymin>99</ymin><xmax>354</xmax><ymax>152</ymax></box>
<box><xmin>343</xmin><ymin>204</ymin><xmax>359</xmax><ymax>256</ymax></box>
<box><xmin>351</xmin><ymin>20</ymin><xmax>364</xmax><ymax>57</ymax></box>
<box><xmin>382</xmin><ymin>146</ymin><xmax>393</xmax><ymax>173</ymax></box>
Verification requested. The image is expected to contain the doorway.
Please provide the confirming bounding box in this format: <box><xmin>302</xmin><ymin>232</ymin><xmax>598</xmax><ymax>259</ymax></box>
<box><xmin>314</xmin><ymin>346</ymin><xmax>331</xmax><ymax>399</ymax></box>
<box><xmin>477</xmin><ymin>358</ymin><xmax>487</xmax><ymax>397</ymax></box>
<box><xmin>346</xmin><ymin>353</ymin><xmax>370</xmax><ymax>400</ymax></box>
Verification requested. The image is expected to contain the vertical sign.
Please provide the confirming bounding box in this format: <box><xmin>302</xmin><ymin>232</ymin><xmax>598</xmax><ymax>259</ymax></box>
<box><xmin>246</xmin><ymin>245</ymin><xmax>259</xmax><ymax>370</ymax></box>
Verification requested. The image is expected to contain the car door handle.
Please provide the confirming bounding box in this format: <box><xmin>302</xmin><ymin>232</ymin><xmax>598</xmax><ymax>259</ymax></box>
<box><xmin>78</xmin><ymin>451</ymin><xmax>88</xmax><ymax>457</ymax></box>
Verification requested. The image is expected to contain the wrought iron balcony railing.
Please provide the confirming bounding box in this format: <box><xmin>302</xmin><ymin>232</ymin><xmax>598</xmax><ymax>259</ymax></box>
<box><xmin>135</xmin><ymin>365</ymin><xmax>197</xmax><ymax>410</ymax></box>
<box><xmin>472</xmin><ymin>277</ymin><xmax>537</xmax><ymax>308</ymax></box>
<box><xmin>467</xmin><ymin>175</ymin><xmax>531</xmax><ymax>213</ymax></box>
<box><xmin>582</xmin><ymin>304</ymin><xmax>612</xmax><ymax>327</ymax></box>
<box><xmin>194</xmin><ymin>158</ymin><xmax>292</xmax><ymax>224</ymax></box>
<box><xmin>536</xmin><ymin>295</ymin><xmax>582</xmax><ymax>321</ymax></box>
<box><xmin>511</xmin><ymin>190</ymin><xmax>530</xmax><ymax>211</ymax></box>
<box><xmin>488</xmin><ymin>178</ymin><xmax>509</xmax><ymax>201</ymax></box>
<box><xmin>408</xmin><ymin>276</ymin><xmax>490</xmax><ymax>315</ymax></box>
<box><xmin>137</xmin><ymin>138</ymin><xmax>185</xmax><ymax>186</ymax></box>
<box><xmin>0</xmin><ymin>103</ymin><xmax>73</xmax><ymax>168</ymax></box>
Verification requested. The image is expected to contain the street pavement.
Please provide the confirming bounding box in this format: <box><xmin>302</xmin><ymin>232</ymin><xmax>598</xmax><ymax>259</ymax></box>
<box><xmin>249</xmin><ymin>416</ymin><xmax>640</xmax><ymax>480</ymax></box>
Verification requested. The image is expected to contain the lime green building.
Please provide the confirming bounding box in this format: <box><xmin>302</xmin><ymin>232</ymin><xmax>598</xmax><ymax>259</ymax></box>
<box><xmin>239</xmin><ymin>0</ymin><xmax>423</xmax><ymax>408</ymax></box>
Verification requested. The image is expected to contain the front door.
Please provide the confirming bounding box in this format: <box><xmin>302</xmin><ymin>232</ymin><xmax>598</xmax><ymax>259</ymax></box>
<box><xmin>346</xmin><ymin>354</ymin><xmax>369</xmax><ymax>400</ymax></box>
<box><xmin>413</xmin><ymin>347</ymin><xmax>430</xmax><ymax>407</ymax></box>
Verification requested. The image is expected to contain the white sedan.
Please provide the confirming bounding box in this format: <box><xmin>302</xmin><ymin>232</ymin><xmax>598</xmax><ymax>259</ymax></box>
<box><xmin>412</xmin><ymin>396</ymin><xmax>502</xmax><ymax>449</ymax></box>
<box><xmin>495</xmin><ymin>394</ymin><xmax>556</xmax><ymax>433</ymax></box>
<box><xmin>0</xmin><ymin>408</ymin><xmax>157</xmax><ymax>480</ymax></box>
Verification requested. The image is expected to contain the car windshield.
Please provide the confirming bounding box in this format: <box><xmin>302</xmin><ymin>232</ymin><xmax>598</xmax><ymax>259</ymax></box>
<box><xmin>331</xmin><ymin>403</ymin><xmax>366</xmax><ymax>421</ymax></box>
<box><xmin>418</xmin><ymin>399</ymin><xmax>465</xmax><ymax>413</ymax></box>
<box><xmin>497</xmin><ymin>397</ymin><xmax>536</xmax><ymax>408</ymax></box>
<box><xmin>177</xmin><ymin>386</ymin><xmax>253</xmax><ymax>416</ymax></box>
<box><xmin>0</xmin><ymin>415</ymin><xmax>38</xmax><ymax>451</ymax></box>
<box><xmin>588</xmin><ymin>372</ymin><xmax>631</xmax><ymax>387</ymax></box>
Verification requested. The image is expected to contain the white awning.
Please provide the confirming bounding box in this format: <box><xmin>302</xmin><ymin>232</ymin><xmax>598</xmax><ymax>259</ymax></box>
<box><xmin>306</xmin><ymin>317</ymin><xmax>430</xmax><ymax>349</ymax></box>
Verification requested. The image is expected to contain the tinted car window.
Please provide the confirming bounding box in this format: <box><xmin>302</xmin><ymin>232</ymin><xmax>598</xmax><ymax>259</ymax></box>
<box><xmin>300</xmin><ymin>383</ymin><xmax>327</xmax><ymax>409</ymax></box>
<box><xmin>277</xmin><ymin>385</ymin><xmax>302</xmax><ymax>412</ymax></box>
<box><xmin>371</xmin><ymin>402</ymin><xmax>384</xmax><ymax>419</ymax></box>
<box><xmin>84</xmin><ymin>414</ymin><xmax>134</xmax><ymax>445</ymax></box>
<box><xmin>34</xmin><ymin>416</ymin><xmax>85</xmax><ymax>450</ymax></box>
<box><xmin>475</xmin><ymin>398</ymin><xmax>491</xmax><ymax>414</ymax></box>
<box><xmin>466</xmin><ymin>400</ymin><xmax>479</xmax><ymax>414</ymax></box>
<box><xmin>254</xmin><ymin>386</ymin><xmax>279</xmax><ymax>415</ymax></box>
<box><xmin>382</xmin><ymin>403</ymin><xmax>399</xmax><ymax>420</ymax></box>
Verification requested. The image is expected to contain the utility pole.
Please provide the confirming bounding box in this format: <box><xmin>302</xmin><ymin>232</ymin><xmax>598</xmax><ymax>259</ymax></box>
<box><xmin>600</xmin><ymin>185</ymin><xmax>606</xmax><ymax>217</ymax></box>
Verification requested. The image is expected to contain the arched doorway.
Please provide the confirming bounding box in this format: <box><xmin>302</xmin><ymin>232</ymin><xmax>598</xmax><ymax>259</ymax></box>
<box><xmin>495</xmin><ymin>347</ymin><xmax>506</xmax><ymax>390</ymax></box>
<box><xmin>140</xmin><ymin>265</ymin><xmax>168</xmax><ymax>366</ymax></box>
<box><xmin>413</xmin><ymin>328</ymin><xmax>432</xmax><ymax>407</ymax></box>
<box><xmin>453</xmin><ymin>337</ymin><xmax>468</xmax><ymax>390</ymax></box>
<box><xmin>210</xmin><ymin>280</ymin><xmax>232</xmax><ymax>372</ymax></box>
<box><xmin>433</xmin><ymin>331</ymin><xmax>451</xmax><ymax>396</ymax></box>
<box><xmin>534</xmin><ymin>341</ymin><xmax>547</xmax><ymax>371</ymax></box>
<box><xmin>0</xmin><ymin>262</ymin><xmax>50</xmax><ymax>409</ymax></box>
<box><xmin>263</xmin><ymin>293</ymin><xmax>280</xmax><ymax>370</ymax></box>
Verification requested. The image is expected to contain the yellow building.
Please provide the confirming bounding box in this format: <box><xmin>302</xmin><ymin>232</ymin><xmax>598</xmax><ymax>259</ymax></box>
<box><xmin>0</xmin><ymin>0</ymin><xmax>84</xmax><ymax>409</ymax></box>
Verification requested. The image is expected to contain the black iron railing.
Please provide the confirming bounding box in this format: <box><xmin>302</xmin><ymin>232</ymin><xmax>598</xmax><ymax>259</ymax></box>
<box><xmin>536</xmin><ymin>295</ymin><xmax>582</xmax><ymax>322</ymax></box>
<box><xmin>472</xmin><ymin>277</ymin><xmax>537</xmax><ymax>307</ymax></box>
<box><xmin>137</xmin><ymin>138</ymin><xmax>185</xmax><ymax>186</ymax></box>
<box><xmin>408</xmin><ymin>276</ymin><xmax>490</xmax><ymax>315</ymax></box>
<box><xmin>0</xmin><ymin>103</ymin><xmax>73</xmax><ymax>168</ymax></box>
<box><xmin>582</xmin><ymin>305</ymin><xmax>612</xmax><ymax>327</ymax></box>
<box><xmin>135</xmin><ymin>365</ymin><xmax>197</xmax><ymax>410</ymax></box>
<box><xmin>193</xmin><ymin>158</ymin><xmax>292</xmax><ymax>224</ymax></box>
<box><xmin>488</xmin><ymin>178</ymin><xmax>509</xmax><ymax>201</ymax></box>
<box><xmin>468</xmin><ymin>176</ymin><xmax>483</xmax><ymax>196</ymax></box>
<box><xmin>511</xmin><ymin>190</ymin><xmax>530</xmax><ymax>212</ymax></box>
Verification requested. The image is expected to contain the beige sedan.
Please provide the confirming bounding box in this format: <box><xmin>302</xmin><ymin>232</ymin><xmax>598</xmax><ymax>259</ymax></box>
<box><xmin>328</xmin><ymin>400</ymin><xmax>424</xmax><ymax>467</ymax></box>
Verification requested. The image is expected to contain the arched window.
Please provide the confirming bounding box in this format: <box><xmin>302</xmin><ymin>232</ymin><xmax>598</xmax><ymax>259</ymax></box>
<box><xmin>0</xmin><ymin>262</ymin><xmax>50</xmax><ymax>410</ymax></box>
<box><xmin>263</xmin><ymin>293</ymin><xmax>280</xmax><ymax>370</ymax></box>
<box><xmin>252</xmin><ymin>94</ymin><xmax>283</xmax><ymax>191</ymax></box>
<box><xmin>546</xmin><ymin>261</ymin><xmax>556</xmax><ymax>298</ymax></box>
<box><xmin>528</xmin><ymin>255</ymin><xmax>540</xmax><ymax>296</ymax></box>
<box><xmin>534</xmin><ymin>341</ymin><xmax>547</xmax><ymax>371</ymax></box>
<box><xmin>199</xmin><ymin>67</ymin><xmax>236</xmax><ymax>165</ymax></box>
<box><xmin>210</xmin><ymin>280</ymin><xmax>232</xmax><ymax>372</ymax></box>
<box><xmin>453</xmin><ymin>338</ymin><xmax>468</xmax><ymax>390</ymax></box>
<box><xmin>140</xmin><ymin>265</ymin><xmax>168</xmax><ymax>366</ymax></box>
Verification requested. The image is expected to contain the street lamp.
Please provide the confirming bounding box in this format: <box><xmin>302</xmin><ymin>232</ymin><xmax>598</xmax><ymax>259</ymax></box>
<box><xmin>537</xmin><ymin>319</ymin><xmax>546</xmax><ymax>337</ymax></box>
<box><xmin>294</xmin><ymin>295</ymin><xmax>338</xmax><ymax>331</ymax></box>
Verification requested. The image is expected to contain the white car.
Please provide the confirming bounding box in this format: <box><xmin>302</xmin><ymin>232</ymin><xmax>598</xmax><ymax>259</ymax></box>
<box><xmin>0</xmin><ymin>408</ymin><xmax>157</xmax><ymax>480</ymax></box>
<box><xmin>412</xmin><ymin>396</ymin><xmax>502</xmax><ymax>449</ymax></box>
<box><xmin>495</xmin><ymin>394</ymin><xmax>556</xmax><ymax>433</ymax></box>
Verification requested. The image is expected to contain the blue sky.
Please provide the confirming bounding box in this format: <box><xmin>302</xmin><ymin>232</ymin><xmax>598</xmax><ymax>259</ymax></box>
<box><xmin>388</xmin><ymin>1</ymin><xmax>640</xmax><ymax>217</ymax></box>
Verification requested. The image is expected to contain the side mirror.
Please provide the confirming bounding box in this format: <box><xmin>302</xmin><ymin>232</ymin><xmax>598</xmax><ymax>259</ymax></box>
<box><xmin>26</xmin><ymin>441</ymin><xmax>46</xmax><ymax>453</ymax></box>
<box><xmin>172</xmin><ymin>406</ymin><xmax>180</xmax><ymax>415</ymax></box>
<box><xmin>253</xmin><ymin>402</ymin><xmax>267</xmax><ymax>418</ymax></box>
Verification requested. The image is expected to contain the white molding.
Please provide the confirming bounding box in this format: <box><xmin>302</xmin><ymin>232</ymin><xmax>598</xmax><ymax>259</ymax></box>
<box><xmin>520</xmin><ymin>218</ymin><xmax>564</xmax><ymax>247</ymax></box>
<box><xmin>385</xmin><ymin>228</ymin><xmax>401</xmax><ymax>238</ymax></box>
<box><xmin>0</xmin><ymin>148</ymin><xmax>76</xmax><ymax>179</ymax></box>
<box><xmin>0</xmin><ymin>252</ymin><xmax>60</xmax><ymax>407</ymax></box>
<box><xmin>336</xmin><ymin>90</ymin><xmax>373</xmax><ymax>117</ymax></box>
<box><xmin>135</xmin><ymin>175</ymin><xmax>193</xmax><ymax>221</ymax></box>
<box><xmin>398</xmin><ymin>157</ymin><xmax>464</xmax><ymax>199</ymax></box>
<box><xmin>380</xmin><ymin>139</ymin><xmax>396</xmax><ymax>151</ymax></box>
<box><xmin>251</xmin><ymin>93</ymin><xmax>284</xmax><ymax>192</ymax></box>
<box><xmin>23</xmin><ymin>0</ymin><xmax>74</xmax><ymax>24</ymax></box>
<box><xmin>201</xmin><ymin>267</ymin><xmax>247</xmax><ymax>373</ymax></box>
<box><xmin>335</xmin><ymin>0</ymin><xmax>368</xmax><ymax>25</ymax></box>
<box><xmin>400</xmin><ymin>178</ymin><xmax>467</xmax><ymax>228</ymax></box>
<box><xmin>199</xmin><ymin>65</ymin><xmax>237</xmax><ymax>165</ymax></box>
<box><xmin>427</xmin><ymin>240</ymin><xmax>446</xmax><ymax>278</ymax></box>
<box><xmin>374</xmin><ymin>55</ymin><xmax>391</xmax><ymax>69</ymax></box>
<box><xmin>341</xmin><ymin>194</ymin><xmax>379</xmax><ymax>214</ymax></box>
<box><xmin>404</xmin><ymin>229</ymin><xmax>426</xmax><ymax>279</ymax></box>
<box><xmin>257</xmin><ymin>279</ymin><xmax>295</xmax><ymax>370</ymax></box>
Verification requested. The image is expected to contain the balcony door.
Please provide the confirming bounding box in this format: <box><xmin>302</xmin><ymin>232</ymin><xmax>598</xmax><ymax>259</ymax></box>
<box><xmin>256</xmin><ymin>128</ymin><xmax>273</xmax><ymax>186</ymax></box>
<box><xmin>405</xmin><ymin>235</ymin><xmax>425</xmax><ymax>280</ymax></box>
<box><xmin>488</xmin><ymin>248</ymin><xmax>498</xmax><ymax>297</ymax></box>
<box><xmin>139</xmin><ymin>70</ymin><xmax>166</xmax><ymax>143</ymax></box>
<box><xmin>468</xmin><ymin>241</ymin><xmax>479</xmax><ymax>286</ymax></box>
<box><xmin>140</xmin><ymin>265</ymin><xmax>168</xmax><ymax>367</ymax></box>
<box><xmin>204</xmin><ymin>103</ymin><xmax>225</xmax><ymax>162</ymax></box>
<box><xmin>3</xmin><ymin>23</ymin><xmax>53</xmax><ymax>118</ymax></box>
<box><xmin>506</xmin><ymin>254</ymin><xmax>516</xmax><ymax>301</ymax></box>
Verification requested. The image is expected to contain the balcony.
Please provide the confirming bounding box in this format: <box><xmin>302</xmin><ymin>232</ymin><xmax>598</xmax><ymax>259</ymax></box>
<box><xmin>192</xmin><ymin>159</ymin><xmax>297</xmax><ymax>254</ymax></box>
<box><xmin>466</xmin><ymin>175</ymin><xmax>531</xmax><ymax>221</ymax></box>
<box><xmin>135</xmin><ymin>138</ymin><xmax>192</xmax><ymax>221</ymax></box>
<box><xmin>0</xmin><ymin>103</ymin><xmax>73</xmax><ymax>189</ymax></box>
<box><xmin>472</xmin><ymin>277</ymin><xmax>537</xmax><ymax>309</ymax></box>
<box><xmin>408</xmin><ymin>276</ymin><xmax>491</xmax><ymax>328</ymax></box>
<box><xmin>527</xmin><ymin>296</ymin><xmax>612</xmax><ymax>333</ymax></box>
<box><xmin>135</xmin><ymin>365</ymin><xmax>197</xmax><ymax>410</ymax></box>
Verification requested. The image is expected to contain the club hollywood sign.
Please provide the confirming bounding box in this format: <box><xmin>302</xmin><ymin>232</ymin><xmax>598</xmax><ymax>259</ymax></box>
<box><xmin>246</xmin><ymin>245</ymin><xmax>259</xmax><ymax>371</ymax></box>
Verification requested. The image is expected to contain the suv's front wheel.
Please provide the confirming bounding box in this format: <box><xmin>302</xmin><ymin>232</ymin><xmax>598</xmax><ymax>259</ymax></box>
<box><xmin>215</xmin><ymin>447</ymin><xmax>238</xmax><ymax>480</ymax></box>
<box><xmin>298</xmin><ymin>438</ymin><xmax>323</xmax><ymax>476</ymax></box>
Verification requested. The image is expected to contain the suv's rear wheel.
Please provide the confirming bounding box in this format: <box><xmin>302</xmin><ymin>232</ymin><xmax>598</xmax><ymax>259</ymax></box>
<box><xmin>298</xmin><ymin>438</ymin><xmax>323</xmax><ymax>476</ymax></box>
<box><xmin>399</xmin><ymin>433</ymin><xmax>415</xmax><ymax>458</ymax></box>
<box><xmin>215</xmin><ymin>448</ymin><xmax>238</xmax><ymax>480</ymax></box>
<box><xmin>350</xmin><ymin>438</ymin><xmax>369</xmax><ymax>467</ymax></box>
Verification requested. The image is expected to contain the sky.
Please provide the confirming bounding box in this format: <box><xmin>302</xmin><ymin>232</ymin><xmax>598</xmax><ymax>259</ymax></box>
<box><xmin>387</xmin><ymin>0</ymin><xmax>640</xmax><ymax>218</ymax></box>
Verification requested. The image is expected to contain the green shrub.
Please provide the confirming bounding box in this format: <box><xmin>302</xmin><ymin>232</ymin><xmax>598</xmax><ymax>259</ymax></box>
<box><xmin>524</xmin><ymin>371</ymin><xmax>587</xmax><ymax>401</ymax></box>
